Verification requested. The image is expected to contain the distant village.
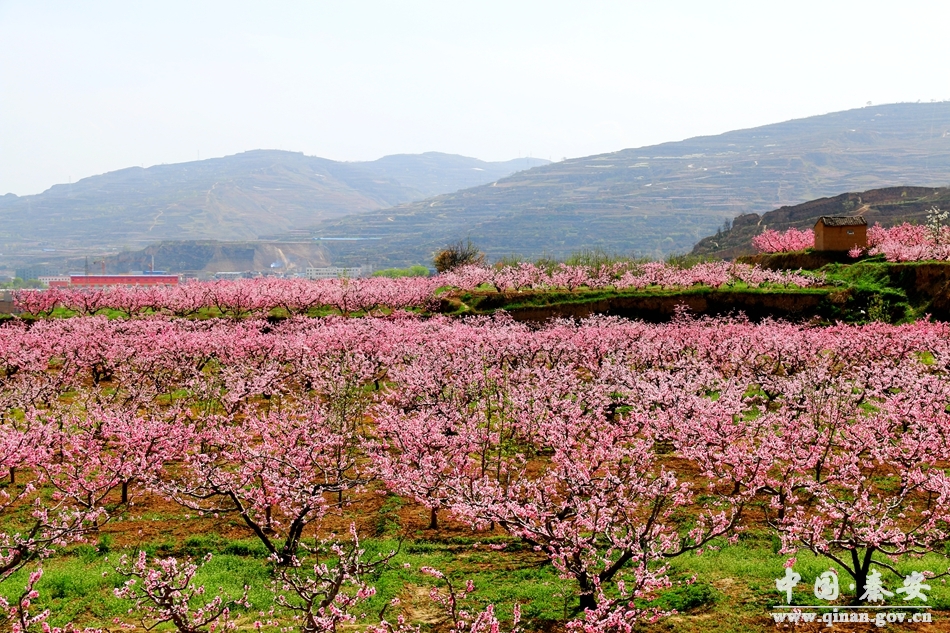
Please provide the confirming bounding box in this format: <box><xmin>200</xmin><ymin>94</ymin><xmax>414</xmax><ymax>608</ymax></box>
<box><xmin>9</xmin><ymin>265</ymin><xmax>372</xmax><ymax>289</ymax></box>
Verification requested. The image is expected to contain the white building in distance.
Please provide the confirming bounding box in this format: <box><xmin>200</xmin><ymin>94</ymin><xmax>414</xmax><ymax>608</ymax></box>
<box><xmin>305</xmin><ymin>266</ymin><xmax>366</xmax><ymax>280</ymax></box>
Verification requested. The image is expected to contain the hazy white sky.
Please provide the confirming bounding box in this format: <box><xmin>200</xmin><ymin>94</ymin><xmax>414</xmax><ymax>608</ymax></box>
<box><xmin>1</xmin><ymin>0</ymin><xmax>948</xmax><ymax>195</ymax></box>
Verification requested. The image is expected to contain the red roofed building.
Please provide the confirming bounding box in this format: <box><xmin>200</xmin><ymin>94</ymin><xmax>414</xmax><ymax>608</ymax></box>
<box><xmin>65</xmin><ymin>274</ymin><xmax>179</xmax><ymax>288</ymax></box>
<box><xmin>39</xmin><ymin>276</ymin><xmax>71</xmax><ymax>288</ymax></box>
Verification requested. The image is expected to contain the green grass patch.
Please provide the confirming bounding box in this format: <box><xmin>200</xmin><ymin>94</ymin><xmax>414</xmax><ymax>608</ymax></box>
<box><xmin>2</xmin><ymin>530</ymin><xmax>948</xmax><ymax>631</ymax></box>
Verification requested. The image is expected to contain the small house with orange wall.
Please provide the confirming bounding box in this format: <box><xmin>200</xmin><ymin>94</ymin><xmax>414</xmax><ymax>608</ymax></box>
<box><xmin>813</xmin><ymin>216</ymin><xmax>868</xmax><ymax>251</ymax></box>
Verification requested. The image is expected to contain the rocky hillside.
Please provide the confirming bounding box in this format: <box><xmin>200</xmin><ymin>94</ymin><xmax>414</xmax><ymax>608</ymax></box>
<box><xmin>101</xmin><ymin>241</ymin><xmax>333</xmax><ymax>275</ymax></box>
<box><xmin>691</xmin><ymin>186</ymin><xmax>950</xmax><ymax>259</ymax></box>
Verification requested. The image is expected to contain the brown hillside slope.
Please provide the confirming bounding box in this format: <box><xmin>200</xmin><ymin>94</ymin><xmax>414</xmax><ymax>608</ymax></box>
<box><xmin>100</xmin><ymin>240</ymin><xmax>334</xmax><ymax>275</ymax></box>
<box><xmin>691</xmin><ymin>186</ymin><xmax>950</xmax><ymax>259</ymax></box>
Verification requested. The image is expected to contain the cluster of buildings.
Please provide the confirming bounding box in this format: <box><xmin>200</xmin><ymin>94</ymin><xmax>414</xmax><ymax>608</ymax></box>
<box><xmin>22</xmin><ymin>266</ymin><xmax>371</xmax><ymax>288</ymax></box>
<box><xmin>304</xmin><ymin>266</ymin><xmax>366</xmax><ymax>280</ymax></box>
<box><xmin>38</xmin><ymin>273</ymin><xmax>180</xmax><ymax>288</ymax></box>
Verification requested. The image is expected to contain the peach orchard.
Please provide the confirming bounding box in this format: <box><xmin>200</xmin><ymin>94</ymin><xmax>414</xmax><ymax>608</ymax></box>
<box><xmin>1</xmin><ymin>283</ymin><xmax>950</xmax><ymax>631</ymax></box>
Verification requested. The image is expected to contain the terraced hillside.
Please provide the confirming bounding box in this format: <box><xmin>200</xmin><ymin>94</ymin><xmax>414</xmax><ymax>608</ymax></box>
<box><xmin>304</xmin><ymin>103</ymin><xmax>950</xmax><ymax>267</ymax></box>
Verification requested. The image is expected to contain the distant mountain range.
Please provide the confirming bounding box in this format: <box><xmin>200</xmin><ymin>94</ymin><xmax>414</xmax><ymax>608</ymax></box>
<box><xmin>302</xmin><ymin>103</ymin><xmax>950</xmax><ymax>267</ymax></box>
<box><xmin>6</xmin><ymin>102</ymin><xmax>950</xmax><ymax>274</ymax></box>
<box><xmin>691</xmin><ymin>186</ymin><xmax>950</xmax><ymax>259</ymax></box>
<box><xmin>0</xmin><ymin>151</ymin><xmax>547</xmax><ymax>269</ymax></box>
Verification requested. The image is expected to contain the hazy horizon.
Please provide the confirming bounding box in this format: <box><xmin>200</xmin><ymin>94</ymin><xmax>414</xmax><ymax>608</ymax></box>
<box><xmin>2</xmin><ymin>0</ymin><xmax>949</xmax><ymax>196</ymax></box>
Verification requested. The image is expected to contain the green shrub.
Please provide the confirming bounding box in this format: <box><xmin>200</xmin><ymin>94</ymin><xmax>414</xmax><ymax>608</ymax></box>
<box><xmin>222</xmin><ymin>540</ymin><xmax>268</xmax><ymax>557</ymax></box>
<box><xmin>96</xmin><ymin>534</ymin><xmax>113</xmax><ymax>555</ymax></box>
<box><xmin>648</xmin><ymin>581</ymin><xmax>717</xmax><ymax>612</ymax></box>
<box><xmin>372</xmin><ymin>265</ymin><xmax>431</xmax><ymax>278</ymax></box>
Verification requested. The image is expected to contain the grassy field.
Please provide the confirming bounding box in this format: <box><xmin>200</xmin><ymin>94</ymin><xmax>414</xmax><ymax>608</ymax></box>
<box><xmin>4</xmin><ymin>482</ymin><xmax>950</xmax><ymax>632</ymax></box>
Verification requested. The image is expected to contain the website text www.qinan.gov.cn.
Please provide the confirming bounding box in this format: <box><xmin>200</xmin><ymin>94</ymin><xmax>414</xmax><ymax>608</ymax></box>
<box><xmin>770</xmin><ymin>608</ymin><xmax>932</xmax><ymax>627</ymax></box>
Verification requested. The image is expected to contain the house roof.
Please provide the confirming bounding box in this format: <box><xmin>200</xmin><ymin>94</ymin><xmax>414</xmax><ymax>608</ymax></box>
<box><xmin>815</xmin><ymin>216</ymin><xmax>868</xmax><ymax>227</ymax></box>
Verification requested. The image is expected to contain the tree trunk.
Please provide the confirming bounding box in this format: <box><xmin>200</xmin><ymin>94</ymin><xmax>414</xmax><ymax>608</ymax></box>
<box><xmin>428</xmin><ymin>507</ymin><xmax>438</xmax><ymax>530</ymax></box>
<box><xmin>277</xmin><ymin>517</ymin><xmax>308</xmax><ymax>565</ymax></box>
<box><xmin>578</xmin><ymin>592</ymin><xmax>597</xmax><ymax>612</ymax></box>
<box><xmin>8</xmin><ymin>467</ymin><xmax>14</xmax><ymax>485</ymax></box>
<box><xmin>121</xmin><ymin>479</ymin><xmax>129</xmax><ymax>504</ymax></box>
<box><xmin>852</xmin><ymin>569</ymin><xmax>869</xmax><ymax>606</ymax></box>
<box><xmin>850</xmin><ymin>547</ymin><xmax>876</xmax><ymax>605</ymax></box>
<box><xmin>577</xmin><ymin>573</ymin><xmax>597</xmax><ymax>612</ymax></box>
